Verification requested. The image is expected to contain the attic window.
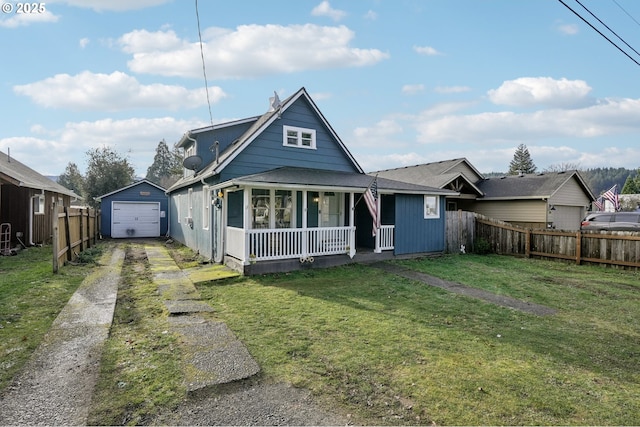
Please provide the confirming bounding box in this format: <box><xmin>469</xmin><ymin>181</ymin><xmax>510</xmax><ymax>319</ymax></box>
<box><xmin>283</xmin><ymin>125</ymin><xmax>316</xmax><ymax>149</ymax></box>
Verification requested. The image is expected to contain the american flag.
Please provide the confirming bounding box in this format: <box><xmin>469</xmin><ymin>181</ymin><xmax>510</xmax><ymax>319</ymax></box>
<box><xmin>593</xmin><ymin>196</ymin><xmax>604</xmax><ymax>211</ymax></box>
<box><xmin>602</xmin><ymin>184</ymin><xmax>620</xmax><ymax>211</ymax></box>
<box><xmin>363</xmin><ymin>175</ymin><xmax>381</xmax><ymax>236</ymax></box>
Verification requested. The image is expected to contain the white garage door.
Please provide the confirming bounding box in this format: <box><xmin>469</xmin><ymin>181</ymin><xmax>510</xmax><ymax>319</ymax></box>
<box><xmin>112</xmin><ymin>202</ymin><xmax>160</xmax><ymax>238</ymax></box>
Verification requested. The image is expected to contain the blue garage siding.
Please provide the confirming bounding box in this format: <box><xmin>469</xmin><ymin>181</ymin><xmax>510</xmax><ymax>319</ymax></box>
<box><xmin>100</xmin><ymin>181</ymin><xmax>168</xmax><ymax>238</ymax></box>
<box><xmin>394</xmin><ymin>194</ymin><xmax>445</xmax><ymax>255</ymax></box>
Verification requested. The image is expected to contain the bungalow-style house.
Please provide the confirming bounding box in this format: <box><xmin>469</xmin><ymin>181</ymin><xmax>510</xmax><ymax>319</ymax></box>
<box><xmin>0</xmin><ymin>150</ymin><xmax>81</xmax><ymax>248</ymax></box>
<box><xmin>473</xmin><ymin>171</ymin><xmax>595</xmax><ymax>230</ymax></box>
<box><xmin>376</xmin><ymin>158</ymin><xmax>595</xmax><ymax>231</ymax></box>
<box><xmin>374</xmin><ymin>158</ymin><xmax>484</xmax><ymax>212</ymax></box>
<box><xmin>97</xmin><ymin>179</ymin><xmax>169</xmax><ymax>238</ymax></box>
<box><xmin>167</xmin><ymin>88</ymin><xmax>457</xmax><ymax>274</ymax></box>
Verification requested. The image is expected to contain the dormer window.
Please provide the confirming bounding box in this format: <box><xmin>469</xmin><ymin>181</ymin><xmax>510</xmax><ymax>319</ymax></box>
<box><xmin>283</xmin><ymin>125</ymin><xmax>316</xmax><ymax>149</ymax></box>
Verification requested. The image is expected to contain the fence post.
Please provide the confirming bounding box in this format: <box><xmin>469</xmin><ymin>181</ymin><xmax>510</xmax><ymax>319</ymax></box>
<box><xmin>52</xmin><ymin>200</ymin><xmax>59</xmax><ymax>273</ymax></box>
<box><xmin>575</xmin><ymin>232</ymin><xmax>581</xmax><ymax>265</ymax></box>
<box><xmin>79</xmin><ymin>208</ymin><xmax>84</xmax><ymax>252</ymax></box>
<box><xmin>64</xmin><ymin>207</ymin><xmax>72</xmax><ymax>262</ymax></box>
<box><xmin>525</xmin><ymin>229</ymin><xmax>531</xmax><ymax>258</ymax></box>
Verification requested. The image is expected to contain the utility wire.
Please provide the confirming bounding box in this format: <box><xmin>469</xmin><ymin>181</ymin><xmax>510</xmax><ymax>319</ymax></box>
<box><xmin>195</xmin><ymin>0</ymin><xmax>214</xmax><ymax>126</ymax></box>
<box><xmin>611</xmin><ymin>0</ymin><xmax>640</xmax><ymax>30</ymax></box>
<box><xmin>574</xmin><ymin>0</ymin><xmax>640</xmax><ymax>58</ymax></box>
<box><xmin>557</xmin><ymin>0</ymin><xmax>640</xmax><ymax>67</ymax></box>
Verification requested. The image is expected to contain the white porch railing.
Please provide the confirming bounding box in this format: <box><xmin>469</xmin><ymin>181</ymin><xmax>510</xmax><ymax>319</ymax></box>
<box><xmin>226</xmin><ymin>225</ymin><xmax>395</xmax><ymax>263</ymax></box>
<box><xmin>226</xmin><ymin>226</ymin><xmax>356</xmax><ymax>263</ymax></box>
<box><xmin>379</xmin><ymin>225</ymin><xmax>395</xmax><ymax>250</ymax></box>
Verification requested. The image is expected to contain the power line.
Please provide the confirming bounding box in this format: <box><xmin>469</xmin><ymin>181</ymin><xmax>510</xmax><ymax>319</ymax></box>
<box><xmin>574</xmin><ymin>0</ymin><xmax>640</xmax><ymax>58</ymax></box>
<box><xmin>611</xmin><ymin>0</ymin><xmax>640</xmax><ymax>30</ymax></box>
<box><xmin>557</xmin><ymin>0</ymin><xmax>640</xmax><ymax>67</ymax></box>
<box><xmin>195</xmin><ymin>0</ymin><xmax>214</xmax><ymax>126</ymax></box>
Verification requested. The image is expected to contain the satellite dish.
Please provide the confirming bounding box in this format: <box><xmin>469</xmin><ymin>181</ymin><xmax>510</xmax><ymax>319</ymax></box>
<box><xmin>183</xmin><ymin>155</ymin><xmax>203</xmax><ymax>171</ymax></box>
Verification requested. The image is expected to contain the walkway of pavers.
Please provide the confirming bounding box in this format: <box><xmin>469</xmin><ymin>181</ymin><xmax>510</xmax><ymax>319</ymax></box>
<box><xmin>144</xmin><ymin>244</ymin><xmax>260</xmax><ymax>392</ymax></box>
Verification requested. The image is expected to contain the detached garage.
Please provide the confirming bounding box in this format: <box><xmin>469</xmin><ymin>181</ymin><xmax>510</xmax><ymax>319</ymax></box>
<box><xmin>98</xmin><ymin>180</ymin><xmax>169</xmax><ymax>238</ymax></box>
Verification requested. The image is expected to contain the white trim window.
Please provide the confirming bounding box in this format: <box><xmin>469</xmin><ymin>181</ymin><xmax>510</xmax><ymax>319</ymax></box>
<box><xmin>283</xmin><ymin>125</ymin><xmax>316</xmax><ymax>149</ymax></box>
<box><xmin>33</xmin><ymin>195</ymin><xmax>45</xmax><ymax>215</ymax></box>
<box><xmin>202</xmin><ymin>185</ymin><xmax>210</xmax><ymax>230</ymax></box>
<box><xmin>424</xmin><ymin>195</ymin><xmax>440</xmax><ymax>219</ymax></box>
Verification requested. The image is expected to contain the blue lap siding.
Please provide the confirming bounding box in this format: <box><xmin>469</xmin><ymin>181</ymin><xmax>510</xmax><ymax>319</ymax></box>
<box><xmin>394</xmin><ymin>194</ymin><xmax>446</xmax><ymax>255</ymax></box>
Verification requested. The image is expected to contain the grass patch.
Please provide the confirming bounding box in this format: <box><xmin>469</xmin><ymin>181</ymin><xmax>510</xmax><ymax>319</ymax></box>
<box><xmin>195</xmin><ymin>256</ymin><xmax>640</xmax><ymax>425</ymax></box>
<box><xmin>0</xmin><ymin>245</ymin><xmax>100</xmax><ymax>390</ymax></box>
<box><xmin>87</xmin><ymin>243</ymin><xmax>185</xmax><ymax>426</ymax></box>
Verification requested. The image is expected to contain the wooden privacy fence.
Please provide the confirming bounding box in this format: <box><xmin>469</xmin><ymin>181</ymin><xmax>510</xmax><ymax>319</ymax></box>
<box><xmin>446</xmin><ymin>210</ymin><xmax>476</xmax><ymax>253</ymax></box>
<box><xmin>474</xmin><ymin>215</ymin><xmax>640</xmax><ymax>270</ymax></box>
<box><xmin>52</xmin><ymin>202</ymin><xmax>100</xmax><ymax>272</ymax></box>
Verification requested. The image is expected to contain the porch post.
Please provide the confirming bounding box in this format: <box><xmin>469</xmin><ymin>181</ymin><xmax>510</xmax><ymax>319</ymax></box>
<box><xmin>243</xmin><ymin>187</ymin><xmax>250</xmax><ymax>264</ymax></box>
<box><xmin>374</xmin><ymin>194</ymin><xmax>382</xmax><ymax>253</ymax></box>
<box><xmin>349</xmin><ymin>192</ymin><xmax>356</xmax><ymax>258</ymax></box>
<box><xmin>302</xmin><ymin>191</ymin><xmax>308</xmax><ymax>258</ymax></box>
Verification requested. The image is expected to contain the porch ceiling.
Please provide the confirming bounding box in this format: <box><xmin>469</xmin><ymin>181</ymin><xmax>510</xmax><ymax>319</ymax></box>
<box><xmin>226</xmin><ymin>167</ymin><xmax>458</xmax><ymax>196</ymax></box>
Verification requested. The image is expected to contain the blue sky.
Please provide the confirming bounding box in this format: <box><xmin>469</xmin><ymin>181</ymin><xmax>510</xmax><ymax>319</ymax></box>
<box><xmin>2</xmin><ymin>0</ymin><xmax>640</xmax><ymax>177</ymax></box>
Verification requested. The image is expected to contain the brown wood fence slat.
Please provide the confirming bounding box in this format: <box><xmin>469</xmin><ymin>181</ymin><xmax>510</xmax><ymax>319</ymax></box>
<box><xmin>475</xmin><ymin>214</ymin><xmax>640</xmax><ymax>269</ymax></box>
<box><xmin>52</xmin><ymin>202</ymin><xmax>101</xmax><ymax>273</ymax></box>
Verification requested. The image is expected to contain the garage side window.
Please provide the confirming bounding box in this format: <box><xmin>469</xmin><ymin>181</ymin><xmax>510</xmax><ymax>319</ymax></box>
<box><xmin>202</xmin><ymin>186</ymin><xmax>210</xmax><ymax>230</ymax></box>
<box><xmin>33</xmin><ymin>195</ymin><xmax>45</xmax><ymax>215</ymax></box>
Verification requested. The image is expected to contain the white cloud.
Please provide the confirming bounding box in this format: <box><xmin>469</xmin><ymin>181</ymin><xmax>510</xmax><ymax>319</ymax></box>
<box><xmin>120</xmin><ymin>25</ymin><xmax>389</xmax><ymax>79</ymax></box>
<box><xmin>557</xmin><ymin>23</ymin><xmax>579</xmax><ymax>35</ymax></box>
<box><xmin>0</xmin><ymin>9</ymin><xmax>58</xmax><ymax>28</ymax></box>
<box><xmin>351</xmin><ymin>119</ymin><xmax>404</xmax><ymax>147</ymax></box>
<box><xmin>413</xmin><ymin>45</ymin><xmax>443</xmax><ymax>56</ymax></box>
<box><xmin>413</xmin><ymin>97</ymin><xmax>640</xmax><ymax>144</ymax></box>
<box><xmin>0</xmin><ymin>117</ymin><xmax>207</xmax><ymax>176</ymax></box>
<box><xmin>402</xmin><ymin>84</ymin><xmax>425</xmax><ymax>95</ymax></box>
<box><xmin>487</xmin><ymin>77</ymin><xmax>592</xmax><ymax>108</ymax></box>
<box><xmin>311</xmin><ymin>1</ymin><xmax>347</xmax><ymax>22</ymax></box>
<box><xmin>79</xmin><ymin>37</ymin><xmax>90</xmax><ymax>48</ymax></box>
<box><xmin>46</xmin><ymin>0</ymin><xmax>171</xmax><ymax>11</ymax></box>
<box><xmin>13</xmin><ymin>71</ymin><xmax>225</xmax><ymax>111</ymax></box>
<box><xmin>364</xmin><ymin>10</ymin><xmax>378</xmax><ymax>21</ymax></box>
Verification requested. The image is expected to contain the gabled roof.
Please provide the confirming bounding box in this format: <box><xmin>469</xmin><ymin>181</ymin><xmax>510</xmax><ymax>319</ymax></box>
<box><xmin>476</xmin><ymin>170</ymin><xmax>596</xmax><ymax>201</ymax></box>
<box><xmin>225</xmin><ymin>166</ymin><xmax>458</xmax><ymax>196</ymax></box>
<box><xmin>373</xmin><ymin>158</ymin><xmax>484</xmax><ymax>196</ymax></box>
<box><xmin>169</xmin><ymin>87</ymin><xmax>363</xmax><ymax>192</ymax></box>
<box><xmin>96</xmin><ymin>179</ymin><xmax>166</xmax><ymax>200</ymax></box>
<box><xmin>0</xmin><ymin>150</ymin><xmax>81</xmax><ymax>199</ymax></box>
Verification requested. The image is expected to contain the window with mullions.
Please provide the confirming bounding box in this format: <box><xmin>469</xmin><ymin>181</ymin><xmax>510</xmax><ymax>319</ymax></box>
<box><xmin>283</xmin><ymin>125</ymin><xmax>316</xmax><ymax>149</ymax></box>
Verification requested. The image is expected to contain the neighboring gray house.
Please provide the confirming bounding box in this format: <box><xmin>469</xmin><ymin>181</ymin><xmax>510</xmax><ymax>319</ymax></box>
<box><xmin>97</xmin><ymin>179</ymin><xmax>169</xmax><ymax>238</ymax></box>
<box><xmin>376</xmin><ymin>158</ymin><xmax>595</xmax><ymax>231</ymax></box>
<box><xmin>167</xmin><ymin>88</ymin><xmax>457</xmax><ymax>274</ymax></box>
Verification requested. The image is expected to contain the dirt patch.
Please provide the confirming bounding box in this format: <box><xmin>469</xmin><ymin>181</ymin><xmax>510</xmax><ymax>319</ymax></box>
<box><xmin>375</xmin><ymin>262</ymin><xmax>558</xmax><ymax>316</ymax></box>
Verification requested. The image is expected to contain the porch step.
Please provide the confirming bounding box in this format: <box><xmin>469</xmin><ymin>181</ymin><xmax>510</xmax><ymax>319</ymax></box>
<box><xmin>145</xmin><ymin>244</ymin><xmax>259</xmax><ymax>392</ymax></box>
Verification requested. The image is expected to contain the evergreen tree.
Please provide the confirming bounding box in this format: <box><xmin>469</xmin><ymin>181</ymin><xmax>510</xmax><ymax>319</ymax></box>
<box><xmin>508</xmin><ymin>144</ymin><xmax>537</xmax><ymax>175</ymax></box>
<box><xmin>621</xmin><ymin>168</ymin><xmax>640</xmax><ymax>194</ymax></box>
<box><xmin>145</xmin><ymin>139</ymin><xmax>182</xmax><ymax>188</ymax></box>
<box><xmin>84</xmin><ymin>146</ymin><xmax>135</xmax><ymax>208</ymax></box>
<box><xmin>57</xmin><ymin>162</ymin><xmax>85</xmax><ymax>197</ymax></box>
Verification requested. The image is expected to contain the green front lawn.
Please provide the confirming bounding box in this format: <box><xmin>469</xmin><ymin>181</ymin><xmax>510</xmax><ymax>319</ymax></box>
<box><xmin>197</xmin><ymin>255</ymin><xmax>640</xmax><ymax>425</ymax></box>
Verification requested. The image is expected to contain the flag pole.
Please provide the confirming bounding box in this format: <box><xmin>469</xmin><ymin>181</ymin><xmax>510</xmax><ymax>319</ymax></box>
<box><xmin>354</xmin><ymin>174</ymin><xmax>378</xmax><ymax>208</ymax></box>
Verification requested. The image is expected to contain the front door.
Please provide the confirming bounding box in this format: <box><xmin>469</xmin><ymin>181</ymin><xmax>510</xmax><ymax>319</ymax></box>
<box><xmin>320</xmin><ymin>192</ymin><xmax>342</xmax><ymax>227</ymax></box>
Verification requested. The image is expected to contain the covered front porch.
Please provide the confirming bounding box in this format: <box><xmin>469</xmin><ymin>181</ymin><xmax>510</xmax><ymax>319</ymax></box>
<box><xmin>223</xmin><ymin>188</ymin><xmax>394</xmax><ymax>267</ymax></box>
